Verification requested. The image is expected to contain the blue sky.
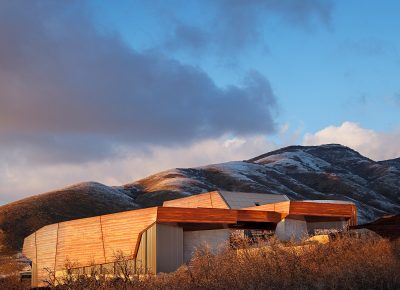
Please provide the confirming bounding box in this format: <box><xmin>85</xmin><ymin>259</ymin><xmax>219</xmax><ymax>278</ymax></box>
<box><xmin>1</xmin><ymin>0</ymin><xmax>400</xmax><ymax>203</ymax></box>
<box><xmin>88</xmin><ymin>0</ymin><xmax>400</xmax><ymax>134</ymax></box>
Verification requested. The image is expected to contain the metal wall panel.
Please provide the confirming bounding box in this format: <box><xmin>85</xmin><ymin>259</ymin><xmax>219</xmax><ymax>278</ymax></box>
<box><xmin>135</xmin><ymin>232</ymin><xmax>146</xmax><ymax>273</ymax></box>
<box><xmin>146</xmin><ymin>224</ymin><xmax>157</xmax><ymax>274</ymax></box>
<box><xmin>183</xmin><ymin>229</ymin><xmax>231</xmax><ymax>262</ymax></box>
<box><xmin>219</xmin><ymin>191</ymin><xmax>289</xmax><ymax>209</ymax></box>
<box><xmin>156</xmin><ymin>224</ymin><xmax>183</xmax><ymax>273</ymax></box>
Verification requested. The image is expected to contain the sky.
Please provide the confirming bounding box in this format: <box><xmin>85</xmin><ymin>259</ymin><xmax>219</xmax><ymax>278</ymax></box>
<box><xmin>1</xmin><ymin>0</ymin><xmax>400</xmax><ymax>204</ymax></box>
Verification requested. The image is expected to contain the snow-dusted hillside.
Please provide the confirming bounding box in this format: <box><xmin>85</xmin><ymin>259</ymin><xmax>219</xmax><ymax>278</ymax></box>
<box><xmin>127</xmin><ymin>144</ymin><xmax>400</xmax><ymax>223</ymax></box>
<box><xmin>1</xmin><ymin>144</ymin><xmax>399</xmax><ymax>253</ymax></box>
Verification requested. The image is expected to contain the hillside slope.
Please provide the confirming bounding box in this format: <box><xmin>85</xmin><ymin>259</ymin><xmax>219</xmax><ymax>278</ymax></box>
<box><xmin>0</xmin><ymin>144</ymin><xmax>399</xmax><ymax>253</ymax></box>
<box><xmin>129</xmin><ymin>144</ymin><xmax>400</xmax><ymax>223</ymax></box>
<box><xmin>0</xmin><ymin>182</ymin><xmax>137</xmax><ymax>253</ymax></box>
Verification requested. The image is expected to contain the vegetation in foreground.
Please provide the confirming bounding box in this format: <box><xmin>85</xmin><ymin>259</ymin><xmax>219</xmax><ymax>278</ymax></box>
<box><xmin>1</xmin><ymin>234</ymin><xmax>400</xmax><ymax>290</ymax></box>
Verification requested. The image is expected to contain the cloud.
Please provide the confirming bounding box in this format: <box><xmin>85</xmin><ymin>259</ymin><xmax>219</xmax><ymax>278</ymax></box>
<box><xmin>164</xmin><ymin>0</ymin><xmax>333</xmax><ymax>55</ymax></box>
<box><xmin>0</xmin><ymin>1</ymin><xmax>277</xmax><ymax>164</ymax></box>
<box><xmin>303</xmin><ymin>122</ymin><xmax>400</xmax><ymax>161</ymax></box>
<box><xmin>0</xmin><ymin>134</ymin><xmax>276</xmax><ymax>204</ymax></box>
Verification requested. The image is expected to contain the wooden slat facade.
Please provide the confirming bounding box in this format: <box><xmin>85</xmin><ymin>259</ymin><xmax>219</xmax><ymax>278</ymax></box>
<box><xmin>236</xmin><ymin>210</ymin><xmax>282</xmax><ymax>223</ymax></box>
<box><xmin>243</xmin><ymin>201</ymin><xmax>356</xmax><ymax>225</ymax></box>
<box><xmin>157</xmin><ymin>207</ymin><xmax>237</xmax><ymax>224</ymax></box>
<box><xmin>288</xmin><ymin>201</ymin><xmax>357</xmax><ymax>225</ymax></box>
<box><xmin>22</xmin><ymin>233</ymin><xmax>36</xmax><ymax>265</ymax></box>
<box><xmin>243</xmin><ymin>201</ymin><xmax>291</xmax><ymax>214</ymax></box>
<box><xmin>289</xmin><ymin>201</ymin><xmax>355</xmax><ymax>218</ymax></box>
<box><xmin>210</xmin><ymin>191</ymin><xmax>230</xmax><ymax>208</ymax></box>
<box><xmin>162</xmin><ymin>191</ymin><xmax>229</xmax><ymax>209</ymax></box>
<box><xmin>101</xmin><ymin>207</ymin><xmax>157</xmax><ymax>262</ymax></box>
<box><xmin>23</xmin><ymin>207</ymin><xmax>158</xmax><ymax>287</ymax></box>
<box><xmin>55</xmin><ymin>216</ymin><xmax>104</xmax><ymax>270</ymax></box>
<box><xmin>35</xmin><ymin>224</ymin><xmax>58</xmax><ymax>285</ymax></box>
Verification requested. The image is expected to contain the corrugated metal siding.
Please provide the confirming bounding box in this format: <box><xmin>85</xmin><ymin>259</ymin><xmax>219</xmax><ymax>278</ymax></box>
<box><xmin>183</xmin><ymin>229</ymin><xmax>232</xmax><ymax>262</ymax></box>
<box><xmin>136</xmin><ymin>232</ymin><xmax>146</xmax><ymax>273</ymax></box>
<box><xmin>146</xmin><ymin>224</ymin><xmax>157</xmax><ymax>274</ymax></box>
<box><xmin>219</xmin><ymin>191</ymin><xmax>289</xmax><ymax>209</ymax></box>
<box><xmin>156</xmin><ymin>224</ymin><xmax>183</xmax><ymax>273</ymax></box>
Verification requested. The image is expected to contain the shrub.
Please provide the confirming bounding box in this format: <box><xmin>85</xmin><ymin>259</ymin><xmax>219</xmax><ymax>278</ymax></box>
<box><xmin>46</xmin><ymin>234</ymin><xmax>400</xmax><ymax>290</ymax></box>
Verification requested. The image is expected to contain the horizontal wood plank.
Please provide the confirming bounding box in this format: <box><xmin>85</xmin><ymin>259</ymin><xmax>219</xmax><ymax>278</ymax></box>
<box><xmin>56</xmin><ymin>216</ymin><xmax>104</xmax><ymax>270</ymax></box>
<box><xmin>289</xmin><ymin>201</ymin><xmax>354</xmax><ymax>218</ymax></box>
<box><xmin>22</xmin><ymin>233</ymin><xmax>36</xmax><ymax>264</ymax></box>
<box><xmin>101</xmin><ymin>207</ymin><xmax>157</xmax><ymax>262</ymax></box>
<box><xmin>163</xmin><ymin>191</ymin><xmax>229</xmax><ymax>209</ymax></box>
<box><xmin>157</xmin><ymin>207</ymin><xmax>237</xmax><ymax>224</ymax></box>
<box><xmin>236</xmin><ymin>210</ymin><xmax>281</xmax><ymax>223</ymax></box>
<box><xmin>35</xmin><ymin>224</ymin><xmax>58</xmax><ymax>286</ymax></box>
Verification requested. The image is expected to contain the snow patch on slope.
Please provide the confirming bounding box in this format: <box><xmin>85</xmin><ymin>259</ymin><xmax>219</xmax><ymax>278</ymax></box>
<box><xmin>65</xmin><ymin>181</ymin><xmax>135</xmax><ymax>204</ymax></box>
<box><xmin>254</xmin><ymin>151</ymin><xmax>331</xmax><ymax>173</ymax></box>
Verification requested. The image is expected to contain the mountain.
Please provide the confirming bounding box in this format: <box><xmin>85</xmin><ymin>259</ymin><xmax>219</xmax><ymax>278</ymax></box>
<box><xmin>1</xmin><ymin>144</ymin><xmax>399</xmax><ymax>253</ymax></box>
<box><xmin>352</xmin><ymin>214</ymin><xmax>400</xmax><ymax>239</ymax></box>
<box><xmin>0</xmin><ymin>182</ymin><xmax>137</xmax><ymax>254</ymax></box>
<box><xmin>379</xmin><ymin>157</ymin><xmax>400</xmax><ymax>171</ymax></box>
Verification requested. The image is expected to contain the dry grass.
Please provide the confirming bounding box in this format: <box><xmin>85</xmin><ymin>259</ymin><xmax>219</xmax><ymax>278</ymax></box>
<box><xmin>3</xmin><ymin>234</ymin><xmax>400</xmax><ymax>290</ymax></box>
<box><xmin>0</xmin><ymin>257</ymin><xmax>30</xmax><ymax>290</ymax></box>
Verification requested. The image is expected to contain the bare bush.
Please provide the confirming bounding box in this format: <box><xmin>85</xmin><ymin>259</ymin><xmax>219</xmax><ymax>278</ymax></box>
<box><xmin>45</xmin><ymin>235</ymin><xmax>400</xmax><ymax>290</ymax></box>
<box><xmin>0</xmin><ymin>256</ymin><xmax>29</xmax><ymax>290</ymax></box>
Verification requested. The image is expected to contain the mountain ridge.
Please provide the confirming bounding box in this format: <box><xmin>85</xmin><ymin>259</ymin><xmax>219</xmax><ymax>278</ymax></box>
<box><xmin>1</xmin><ymin>144</ymin><xmax>399</xmax><ymax>253</ymax></box>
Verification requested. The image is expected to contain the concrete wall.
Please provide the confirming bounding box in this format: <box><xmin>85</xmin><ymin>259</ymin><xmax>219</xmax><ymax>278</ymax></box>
<box><xmin>183</xmin><ymin>229</ymin><xmax>232</xmax><ymax>262</ymax></box>
<box><xmin>275</xmin><ymin>215</ymin><xmax>308</xmax><ymax>241</ymax></box>
<box><xmin>276</xmin><ymin>216</ymin><xmax>349</xmax><ymax>241</ymax></box>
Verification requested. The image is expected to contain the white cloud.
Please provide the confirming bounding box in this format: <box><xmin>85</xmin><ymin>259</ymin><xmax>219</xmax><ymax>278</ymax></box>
<box><xmin>0</xmin><ymin>134</ymin><xmax>276</xmax><ymax>205</ymax></box>
<box><xmin>303</xmin><ymin>121</ymin><xmax>400</xmax><ymax>161</ymax></box>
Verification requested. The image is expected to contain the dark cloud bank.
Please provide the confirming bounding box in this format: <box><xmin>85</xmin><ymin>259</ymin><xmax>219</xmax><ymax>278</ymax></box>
<box><xmin>0</xmin><ymin>1</ymin><xmax>279</xmax><ymax>164</ymax></box>
<box><xmin>165</xmin><ymin>0</ymin><xmax>333</xmax><ymax>54</ymax></box>
<box><xmin>0</xmin><ymin>0</ymin><xmax>333</xmax><ymax>165</ymax></box>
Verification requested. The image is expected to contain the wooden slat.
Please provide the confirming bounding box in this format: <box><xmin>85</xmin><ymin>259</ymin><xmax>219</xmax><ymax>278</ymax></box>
<box><xmin>55</xmin><ymin>216</ymin><xmax>104</xmax><ymax>270</ymax></box>
<box><xmin>242</xmin><ymin>201</ymin><xmax>290</xmax><ymax>214</ymax></box>
<box><xmin>236</xmin><ymin>210</ymin><xmax>281</xmax><ymax>223</ymax></box>
<box><xmin>243</xmin><ymin>201</ymin><xmax>355</xmax><ymax>221</ymax></box>
<box><xmin>157</xmin><ymin>207</ymin><xmax>237</xmax><ymax>224</ymax></box>
<box><xmin>22</xmin><ymin>232</ymin><xmax>36</xmax><ymax>264</ymax></box>
<box><xmin>289</xmin><ymin>201</ymin><xmax>354</xmax><ymax>218</ymax></box>
<box><xmin>210</xmin><ymin>191</ymin><xmax>229</xmax><ymax>208</ymax></box>
<box><xmin>163</xmin><ymin>192</ymin><xmax>212</xmax><ymax>208</ymax></box>
<box><xmin>101</xmin><ymin>207</ymin><xmax>157</xmax><ymax>262</ymax></box>
<box><xmin>350</xmin><ymin>204</ymin><xmax>357</xmax><ymax>226</ymax></box>
<box><xmin>35</xmin><ymin>224</ymin><xmax>58</xmax><ymax>286</ymax></box>
<box><xmin>163</xmin><ymin>191</ymin><xmax>229</xmax><ymax>209</ymax></box>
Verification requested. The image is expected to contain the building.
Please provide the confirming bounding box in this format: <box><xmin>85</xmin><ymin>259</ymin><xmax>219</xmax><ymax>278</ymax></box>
<box><xmin>22</xmin><ymin>191</ymin><xmax>357</xmax><ymax>287</ymax></box>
